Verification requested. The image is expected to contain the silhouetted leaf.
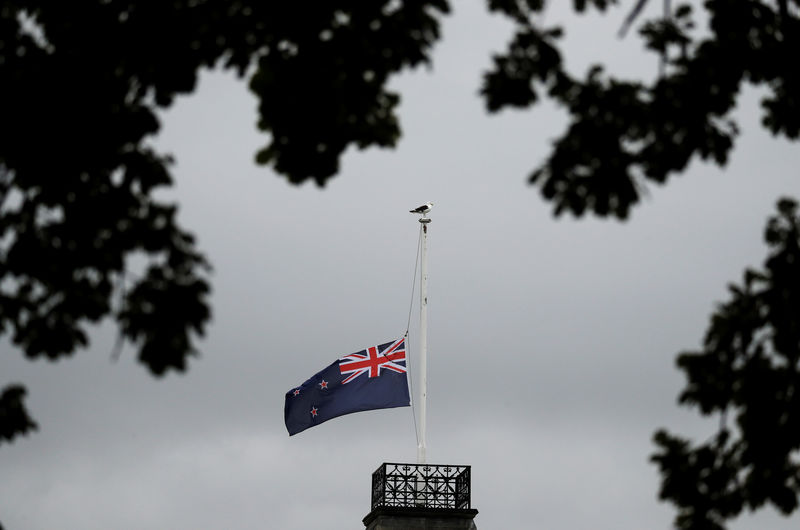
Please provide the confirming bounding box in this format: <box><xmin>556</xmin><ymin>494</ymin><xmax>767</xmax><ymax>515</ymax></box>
<box><xmin>0</xmin><ymin>385</ymin><xmax>37</xmax><ymax>445</ymax></box>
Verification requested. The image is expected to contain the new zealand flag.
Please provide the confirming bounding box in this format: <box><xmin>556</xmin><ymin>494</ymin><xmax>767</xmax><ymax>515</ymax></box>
<box><xmin>284</xmin><ymin>338</ymin><xmax>410</xmax><ymax>436</ymax></box>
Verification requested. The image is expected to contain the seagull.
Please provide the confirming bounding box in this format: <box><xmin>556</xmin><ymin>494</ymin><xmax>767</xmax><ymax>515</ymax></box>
<box><xmin>409</xmin><ymin>202</ymin><xmax>433</xmax><ymax>215</ymax></box>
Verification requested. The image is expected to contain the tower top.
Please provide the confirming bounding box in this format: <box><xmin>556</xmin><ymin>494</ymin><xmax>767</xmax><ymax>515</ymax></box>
<box><xmin>362</xmin><ymin>462</ymin><xmax>478</xmax><ymax>529</ymax></box>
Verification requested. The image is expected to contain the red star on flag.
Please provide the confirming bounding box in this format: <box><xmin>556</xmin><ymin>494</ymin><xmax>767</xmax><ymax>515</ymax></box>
<box><xmin>319</xmin><ymin>380</ymin><xmax>329</xmax><ymax>390</ymax></box>
<box><xmin>310</xmin><ymin>407</ymin><xmax>318</xmax><ymax>417</ymax></box>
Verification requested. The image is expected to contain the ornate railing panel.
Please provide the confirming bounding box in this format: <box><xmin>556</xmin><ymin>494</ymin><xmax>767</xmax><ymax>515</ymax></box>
<box><xmin>371</xmin><ymin>463</ymin><xmax>471</xmax><ymax>510</ymax></box>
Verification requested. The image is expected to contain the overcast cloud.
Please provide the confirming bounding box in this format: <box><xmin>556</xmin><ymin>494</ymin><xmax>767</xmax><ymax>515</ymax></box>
<box><xmin>1</xmin><ymin>2</ymin><xmax>799</xmax><ymax>529</ymax></box>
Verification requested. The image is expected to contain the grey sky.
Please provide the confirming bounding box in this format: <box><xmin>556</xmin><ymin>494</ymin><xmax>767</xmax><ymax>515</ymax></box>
<box><xmin>1</xmin><ymin>1</ymin><xmax>799</xmax><ymax>529</ymax></box>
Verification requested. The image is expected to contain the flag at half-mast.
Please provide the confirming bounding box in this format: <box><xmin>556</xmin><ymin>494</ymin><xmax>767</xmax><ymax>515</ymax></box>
<box><xmin>284</xmin><ymin>338</ymin><xmax>410</xmax><ymax>436</ymax></box>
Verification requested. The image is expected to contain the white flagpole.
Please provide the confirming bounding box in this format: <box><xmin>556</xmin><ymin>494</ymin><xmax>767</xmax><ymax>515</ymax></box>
<box><xmin>417</xmin><ymin>216</ymin><xmax>430</xmax><ymax>464</ymax></box>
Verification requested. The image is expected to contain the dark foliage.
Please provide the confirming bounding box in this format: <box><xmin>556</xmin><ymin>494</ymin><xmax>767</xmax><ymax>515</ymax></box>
<box><xmin>484</xmin><ymin>0</ymin><xmax>799</xmax><ymax>218</ymax></box>
<box><xmin>1</xmin><ymin>1</ymin><xmax>448</xmax><ymax>375</ymax></box>
<box><xmin>0</xmin><ymin>385</ymin><xmax>37</xmax><ymax>444</ymax></box>
<box><xmin>652</xmin><ymin>199</ymin><xmax>800</xmax><ymax>529</ymax></box>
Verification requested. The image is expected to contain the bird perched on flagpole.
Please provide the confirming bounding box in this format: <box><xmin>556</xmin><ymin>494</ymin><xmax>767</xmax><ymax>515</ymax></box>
<box><xmin>409</xmin><ymin>202</ymin><xmax>433</xmax><ymax>215</ymax></box>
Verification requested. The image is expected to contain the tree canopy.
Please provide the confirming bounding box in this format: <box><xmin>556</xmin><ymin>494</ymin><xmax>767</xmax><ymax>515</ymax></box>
<box><xmin>0</xmin><ymin>0</ymin><xmax>448</xmax><ymax>383</ymax></box>
<box><xmin>1</xmin><ymin>1</ymin><xmax>799</xmax><ymax>528</ymax></box>
<box><xmin>653</xmin><ymin>198</ymin><xmax>800</xmax><ymax>529</ymax></box>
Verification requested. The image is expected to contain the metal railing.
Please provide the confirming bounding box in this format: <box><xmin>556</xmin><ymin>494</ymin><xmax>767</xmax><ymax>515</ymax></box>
<box><xmin>371</xmin><ymin>463</ymin><xmax>471</xmax><ymax>510</ymax></box>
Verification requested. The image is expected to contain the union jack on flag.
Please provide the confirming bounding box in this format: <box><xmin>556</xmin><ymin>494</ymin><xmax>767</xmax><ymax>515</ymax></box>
<box><xmin>339</xmin><ymin>338</ymin><xmax>407</xmax><ymax>384</ymax></box>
